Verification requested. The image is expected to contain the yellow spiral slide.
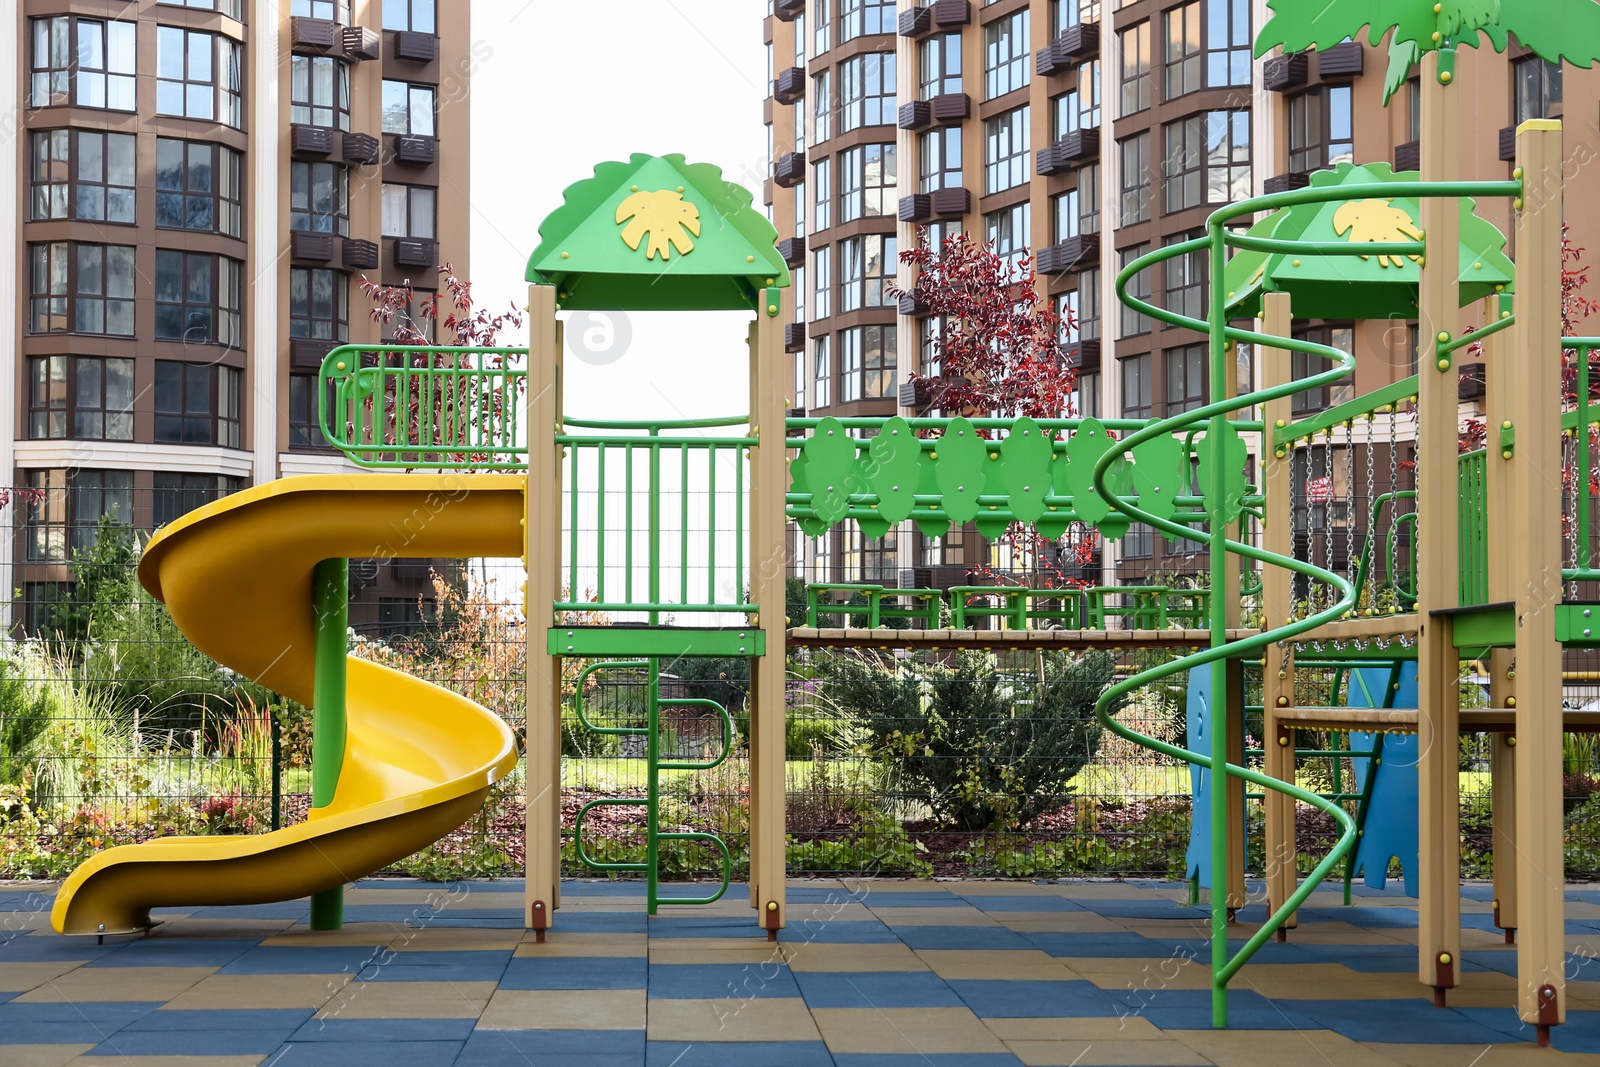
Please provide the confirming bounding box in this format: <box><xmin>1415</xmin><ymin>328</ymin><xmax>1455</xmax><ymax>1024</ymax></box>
<box><xmin>51</xmin><ymin>474</ymin><xmax>525</xmax><ymax>935</ymax></box>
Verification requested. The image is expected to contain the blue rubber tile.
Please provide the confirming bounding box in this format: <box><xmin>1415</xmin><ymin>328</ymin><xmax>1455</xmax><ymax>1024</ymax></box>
<box><xmin>0</xmin><ymin>931</ymin><xmax>120</xmax><ymax>961</ymax></box>
<box><xmin>834</xmin><ymin>1055</ymin><xmax>1025</xmax><ymax>1067</ymax></box>
<box><xmin>1021</xmin><ymin>932</ymin><xmax>1173</xmax><ymax>958</ymax></box>
<box><xmin>0</xmin><ymin>992</ymin><xmax>15</xmax><ymax>1005</ymax></box>
<box><xmin>396</xmin><ymin>916</ymin><xmax>526</xmax><ymax>929</ymax></box>
<box><xmin>854</xmin><ymin>892</ymin><xmax>961</xmax><ymax>907</ymax></box>
<box><xmin>0</xmin><ymin>1001</ymin><xmax>163</xmax><ymax>1044</ymax></box>
<box><xmin>787</xmin><ymin>886</ymin><xmax>868</xmax><ymax>903</ymax></box>
<box><xmin>793</xmin><ymin>970</ymin><xmax>962</xmax><ymax>1009</ymax></box>
<box><xmin>892</xmin><ymin>926</ymin><xmax>1035</xmax><ymax>951</ymax></box>
<box><xmin>1461</xmin><ymin>884</ymin><xmax>1497</xmax><ymax>901</ymax></box>
<box><xmin>1300</xmin><ymin>906</ymin><xmax>1419</xmax><ymax>929</ymax></box>
<box><xmin>340</xmin><ymin>906</ymin><xmax>521</xmax><ymax>924</ymax></box>
<box><xmin>557</xmin><ymin>881</ymin><xmax>649</xmax><ymax>897</ymax></box>
<box><xmin>1070</xmin><ymin>900</ymin><xmax>1210</xmax><ymax>920</ymax></box>
<box><xmin>272</xmin><ymin>1039</ymin><xmax>467</xmax><ymax>1066</ymax></box>
<box><xmin>1289</xmin><ymin>999</ymin><xmax>1520</xmax><ymax>1043</ymax></box>
<box><xmin>357</xmin><ymin>879</ymin><xmax>523</xmax><ymax>893</ymax></box>
<box><xmin>778</xmin><ymin>920</ymin><xmax>902</xmax><ymax>945</ymax></box>
<box><xmin>645</xmin><ymin>1040</ymin><xmax>836</xmax><ymax>1065</ymax></box>
<box><xmin>218</xmin><ymin>944</ymin><xmax>391</xmax><ymax>976</ymax></box>
<box><xmin>180</xmin><ymin>904</ymin><xmax>313</xmax><ymax>920</ymax></box>
<box><xmin>499</xmin><ymin>955</ymin><xmax>647</xmax><ymax>990</ymax></box>
<box><xmin>460</xmin><ymin>1029</ymin><xmax>644</xmax><ymax>1055</ymax></box>
<box><xmin>1114</xmin><ymin>989</ymin><xmax>1319</xmax><ymax>1031</ymax></box>
<box><xmin>85</xmin><ymin>938</ymin><xmax>261</xmax><ymax>969</ymax></box>
<box><xmin>951</xmin><ymin>979</ymin><xmax>1120</xmax><ymax>1019</ymax></box>
<box><xmin>1455</xmin><ymin>1006</ymin><xmax>1600</xmax><ymax>1053</ymax></box>
<box><xmin>647</xmin><ymin>962</ymin><xmax>801</xmax><ymax>999</ymax></box>
<box><xmin>957</xmin><ymin>894</ymin><xmax>1084</xmax><ymax>913</ymax></box>
<box><xmin>291</xmin><ymin>1018</ymin><xmax>478</xmax><ymax>1042</ymax></box>
<box><xmin>89</xmin><ymin>1030</ymin><xmax>288</xmax><ymax>1056</ymax></box>
<box><xmin>125</xmin><ymin>1008</ymin><xmax>313</xmax><ymax>1031</ymax></box>
<box><xmin>350</xmin><ymin>950</ymin><xmax>512</xmax><ymax>984</ymax></box>
<box><xmin>551</xmin><ymin>912</ymin><xmax>650</xmax><ymax>934</ymax></box>
<box><xmin>650</xmin><ymin>922</ymin><xmax>770</xmax><ymax>941</ymax></box>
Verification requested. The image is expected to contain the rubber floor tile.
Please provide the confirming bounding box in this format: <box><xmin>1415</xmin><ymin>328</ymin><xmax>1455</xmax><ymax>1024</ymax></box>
<box><xmin>125</xmin><ymin>1009</ymin><xmax>314</xmax><ymax>1031</ymax></box>
<box><xmin>778</xmin><ymin>921</ymin><xmax>902</xmax><ymax>945</ymax></box>
<box><xmin>810</xmin><ymin>1005</ymin><xmax>1009</xmax><ymax>1055</ymax></box>
<box><xmin>894</xmin><ymin>927</ymin><xmax>1036</xmax><ymax>952</ymax></box>
<box><xmin>352</xmin><ymin>960</ymin><xmax>512</xmax><ymax>984</ymax></box>
<box><xmin>852</xmin><ymin>892</ymin><xmax>961</xmax><ymax>908</ymax></box>
<box><xmin>550</xmin><ymin>912</ymin><xmax>650</xmax><ymax>934</ymax></box>
<box><xmin>86</xmin><ymin>1029</ymin><xmax>289</xmax><ymax>1056</ymax></box>
<box><xmin>1108</xmin><ymin>989</ymin><xmax>1319</xmax><ymax>1031</ymax></box>
<box><xmin>477</xmin><ymin>988</ymin><xmax>646</xmax><ymax>1030</ymax></box>
<box><xmin>1021</xmin><ymin>933</ymin><xmax>1171</xmax><ymax>959</ymax></box>
<box><xmin>645</xmin><ymin>1039</ymin><xmax>836</xmax><ymax>1065</ymax></box>
<box><xmin>950</xmin><ymin>979</ymin><xmax>1121</xmax><ymax>1019</ymax></box>
<box><xmin>0</xmin><ymin>933</ymin><xmax>120</xmax><ymax>962</ymax></box>
<box><xmin>288</xmin><ymin>1017</ymin><xmax>477</xmax><ymax>1042</ymax></box>
<box><xmin>270</xmin><ymin>1039</ymin><xmax>467</xmax><ymax>1066</ymax></box>
<box><xmin>645</xmin><ymin>996</ymin><xmax>823</xmax><ymax>1043</ymax></box>
<box><xmin>218</xmin><ymin>946</ymin><xmax>389</xmax><ymax>975</ymax></box>
<box><xmin>314</xmin><ymin>979</ymin><xmax>497</xmax><ymax>1020</ymax></box>
<box><xmin>456</xmin><ymin>1027</ymin><xmax>644</xmax><ymax>1057</ymax></box>
<box><xmin>791</xmin><ymin>969</ymin><xmax>963</xmax><ymax>1009</ymax></box>
<box><xmin>1280</xmin><ymin>998</ymin><xmax>1516</xmax><ymax>1043</ymax></box>
<box><xmin>833</xmin><ymin>1055</ymin><xmax>1025</xmax><ymax>1067</ymax></box>
<box><xmin>957</xmin><ymin>896</ymin><xmax>1085</xmax><ymax>913</ymax></box>
<box><xmin>647</xmin><ymin>962</ymin><xmax>801</xmax><ymax>1000</ymax></box>
<box><xmin>1454</xmin><ymin>1005</ymin><xmax>1600</xmax><ymax>1053</ymax></box>
<box><xmin>499</xmin><ymin>954</ymin><xmax>647</xmax><ymax>990</ymax></box>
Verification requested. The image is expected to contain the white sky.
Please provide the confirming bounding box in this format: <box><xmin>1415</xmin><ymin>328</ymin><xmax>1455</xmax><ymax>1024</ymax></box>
<box><xmin>465</xmin><ymin>0</ymin><xmax>771</xmax><ymax>423</ymax></box>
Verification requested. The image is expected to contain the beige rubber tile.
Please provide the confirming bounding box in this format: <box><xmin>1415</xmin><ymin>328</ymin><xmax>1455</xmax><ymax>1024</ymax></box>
<box><xmin>1000</xmin><ymin>913</ymin><xmax>1129</xmax><ymax>934</ymax></box>
<box><xmin>147</xmin><ymin>919</ymin><xmax>298</xmax><ymax>940</ymax></box>
<box><xmin>315</xmin><ymin>978</ymin><xmax>497</xmax><ymax>1020</ymax></box>
<box><xmin>914</xmin><ymin>949</ymin><xmax>1081</xmax><ymax>981</ymax></box>
<box><xmin>1065</xmin><ymin>957</ymin><xmax>1214</xmax><ymax>993</ymax></box>
<box><xmin>262</xmin><ymin>926</ymin><xmax>395</xmax><ymax>947</ymax></box>
<box><xmin>71</xmin><ymin>1058</ymin><xmax>266</xmax><ymax>1067</ymax></box>
<box><xmin>477</xmin><ymin>988</ymin><xmax>645</xmax><ymax>1030</ymax></box>
<box><xmin>1172</xmin><ymin>1028</ymin><xmax>1405</xmax><ymax>1067</ymax></box>
<box><xmin>1567</xmin><ymin>901</ymin><xmax>1600</xmax><ymax>920</ymax></box>
<box><xmin>646</xmin><ymin>997</ymin><xmax>823</xmax><ymax>1042</ymax></box>
<box><xmin>16</xmin><ymin>966</ymin><xmax>216</xmax><ymax>1003</ymax></box>
<box><xmin>1052</xmin><ymin>884</ymin><xmax>1187</xmax><ymax>901</ymax></box>
<box><xmin>649</xmin><ymin>940</ymin><xmax>791</xmax><ymax>966</ymax></box>
<box><xmin>1278</xmin><ymin>921</ymin><xmax>1411</xmax><ymax>946</ymax></box>
<box><xmin>1363</xmin><ymin>1043</ymin><xmax>1583</xmax><ymax>1066</ymax></box>
<box><xmin>869</xmin><ymin>907</ymin><xmax>1000</xmax><ymax>926</ymax></box>
<box><xmin>0</xmin><ymin>1046</ymin><xmax>94</xmax><ymax>1067</ymax></box>
<box><xmin>984</xmin><ymin>1017</ymin><xmax>1166</xmax><ymax>1041</ymax></box>
<box><xmin>948</xmin><ymin>882</ymin><xmax>1063</xmax><ymax>896</ymax></box>
<box><xmin>0</xmin><ymin>961</ymin><xmax>91</xmax><ymax>992</ymax></box>
<box><xmin>1233</xmin><ymin>966</ymin><xmax>1430</xmax><ymax>1001</ymax></box>
<box><xmin>1005</xmin><ymin>1038</ymin><xmax>1210</xmax><ymax>1066</ymax></box>
<box><xmin>780</xmin><ymin>942</ymin><xmax>929</xmax><ymax>972</ymax></box>
<box><xmin>784</xmin><ymin>902</ymin><xmax>876</xmax><ymax>923</ymax></box>
<box><xmin>386</xmin><ymin>927</ymin><xmax>523</xmax><ymax>952</ymax></box>
<box><xmin>162</xmin><ymin>973</ymin><xmax>352</xmax><ymax>1011</ymax></box>
<box><xmin>812</xmin><ymin>1006</ymin><xmax>1010</xmax><ymax>1054</ymax></box>
<box><xmin>520</xmin><ymin>930</ymin><xmax>645</xmax><ymax>947</ymax></box>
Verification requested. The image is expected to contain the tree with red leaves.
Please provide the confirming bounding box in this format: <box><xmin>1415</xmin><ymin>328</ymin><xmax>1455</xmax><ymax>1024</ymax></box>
<box><xmin>359</xmin><ymin>263</ymin><xmax>524</xmax><ymax>347</ymax></box>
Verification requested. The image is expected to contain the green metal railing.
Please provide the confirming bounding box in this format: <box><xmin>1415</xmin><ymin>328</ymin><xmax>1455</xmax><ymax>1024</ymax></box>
<box><xmin>1107</xmin><ymin>176</ymin><xmax>1523</xmax><ymax>1027</ymax></box>
<box><xmin>1562</xmin><ymin>338</ymin><xmax>1600</xmax><ymax>582</ymax></box>
<box><xmin>1458</xmin><ymin>450</ymin><xmax>1489</xmax><ymax>606</ymax></box>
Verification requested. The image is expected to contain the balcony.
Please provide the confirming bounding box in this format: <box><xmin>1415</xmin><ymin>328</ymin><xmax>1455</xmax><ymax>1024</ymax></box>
<box><xmin>774</xmin><ymin>150</ymin><xmax>806</xmax><ymax>188</ymax></box>
<box><xmin>931</xmin><ymin>92</ymin><xmax>970</xmax><ymax>123</ymax></box>
<box><xmin>290</xmin><ymin>16</ymin><xmax>339</xmax><ymax>54</ymax></box>
<box><xmin>1053</xmin><ymin>23</ymin><xmax>1099</xmax><ymax>63</ymax></box>
<box><xmin>341</xmin><ymin>25</ymin><xmax>381</xmax><ymax>60</ymax></box>
<box><xmin>1394</xmin><ymin>140</ymin><xmax>1420</xmax><ymax>172</ymax></box>
<box><xmin>291</xmin><ymin>337</ymin><xmax>338</xmax><ymax>370</ymax></box>
<box><xmin>898</xmin><ymin>100</ymin><xmax>932</xmax><ymax>130</ymax></box>
<box><xmin>931</xmin><ymin>0</ymin><xmax>971</xmax><ymax>28</ymax></box>
<box><xmin>898</xmin><ymin>194</ymin><xmax>932</xmax><ymax>222</ymax></box>
<box><xmin>291</xmin><ymin>124</ymin><xmax>334</xmax><ymax>156</ymax></box>
<box><xmin>342</xmin><ymin>238</ymin><xmax>379</xmax><ymax>270</ymax></box>
<box><xmin>1065</xmin><ymin>339</ymin><xmax>1100</xmax><ymax>373</ymax></box>
<box><xmin>785</xmin><ymin>322</ymin><xmax>806</xmax><ymax>352</ymax></box>
<box><xmin>1036</xmin><ymin>233</ymin><xmax>1099</xmax><ymax>275</ymax></box>
<box><xmin>1498</xmin><ymin>126</ymin><xmax>1517</xmax><ymax>162</ymax></box>
<box><xmin>291</xmin><ymin>231</ymin><xmax>335</xmax><ymax>263</ymax></box>
<box><xmin>394</xmin><ymin>30</ymin><xmax>437</xmax><ymax>62</ymax></box>
<box><xmin>1263</xmin><ymin>52</ymin><xmax>1309</xmax><ymax>91</ymax></box>
<box><xmin>774</xmin><ymin>66</ymin><xmax>806</xmax><ymax>105</ymax></box>
<box><xmin>395</xmin><ymin>135</ymin><xmax>436</xmax><ymax>166</ymax></box>
<box><xmin>930</xmin><ymin>187</ymin><xmax>970</xmax><ymax>217</ymax></box>
<box><xmin>777</xmin><ymin>236</ymin><xmax>806</xmax><ymax>268</ymax></box>
<box><xmin>1316</xmin><ymin>40</ymin><xmax>1363</xmax><ymax>78</ymax></box>
<box><xmin>775</xmin><ymin>0</ymin><xmax>805</xmax><ymax>21</ymax></box>
<box><xmin>897</xmin><ymin>291</ymin><xmax>929</xmax><ymax>316</ymax></box>
<box><xmin>394</xmin><ymin>238</ymin><xmax>438</xmax><ymax>269</ymax></box>
<box><xmin>1459</xmin><ymin>362</ymin><xmax>1486</xmax><ymax>400</ymax></box>
<box><xmin>1263</xmin><ymin>171</ymin><xmax>1311</xmax><ymax>194</ymax></box>
<box><xmin>1038</xmin><ymin>127</ymin><xmax>1098</xmax><ymax>176</ymax></box>
<box><xmin>1037</xmin><ymin>42</ymin><xmax>1072</xmax><ymax>78</ymax></box>
<box><xmin>899</xmin><ymin>378</ymin><xmax>933</xmax><ymax>409</ymax></box>
<box><xmin>342</xmin><ymin>132</ymin><xmax>380</xmax><ymax>165</ymax></box>
<box><xmin>897</xmin><ymin>6</ymin><xmax>932</xmax><ymax>37</ymax></box>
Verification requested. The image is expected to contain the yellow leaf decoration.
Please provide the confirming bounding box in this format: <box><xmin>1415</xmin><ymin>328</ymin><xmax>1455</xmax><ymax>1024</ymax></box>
<box><xmin>1332</xmin><ymin>198</ymin><xmax>1423</xmax><ymax>269</ymax></box>
<box><xmin>615</xmin><ymin>189</ymin><xmax>701</xmax><ymax>260</ymax></box>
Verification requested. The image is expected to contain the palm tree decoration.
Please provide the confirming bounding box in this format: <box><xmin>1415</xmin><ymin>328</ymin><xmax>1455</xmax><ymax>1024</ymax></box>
<box><xmin>1255</xmin><ymin>0</ymin><xmax>1600</xmax><ymax>104</ymax></box>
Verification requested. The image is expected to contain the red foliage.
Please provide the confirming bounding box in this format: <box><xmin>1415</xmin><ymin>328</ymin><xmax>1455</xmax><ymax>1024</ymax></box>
<box><xmin>359</xmin><ymin>263</ymin><xmax>524</xmax><ymax>349</ymax></box>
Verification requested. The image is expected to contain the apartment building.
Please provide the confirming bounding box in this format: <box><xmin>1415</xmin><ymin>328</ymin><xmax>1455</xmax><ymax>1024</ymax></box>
<box><xmin>3</xmin><ymin>0</ymin><xmax>471</xmax><ymax>636</ymax></box>
<box><xmin>764</xmin><ymin>0</ymin><xmax>1592</xmax><ymax>594</ymax></box>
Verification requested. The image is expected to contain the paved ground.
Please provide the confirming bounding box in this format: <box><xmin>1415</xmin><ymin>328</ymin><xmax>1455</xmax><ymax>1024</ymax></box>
<box><xmin>5</xmin><ymin>878</ymin><xmax>1600</xmax><ymax>1066</ymax></box>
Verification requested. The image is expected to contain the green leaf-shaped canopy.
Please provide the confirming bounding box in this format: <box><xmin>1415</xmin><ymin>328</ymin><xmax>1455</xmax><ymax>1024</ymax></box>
<box><xmin>1220</xmin><ymin>162</ymin><xmax>1513</xmax><ymax>320</ymax></box>
<box><xmin>526</xmin><ymin>153</ymin><xmax>790</xmax><ymax>311</ymax></box>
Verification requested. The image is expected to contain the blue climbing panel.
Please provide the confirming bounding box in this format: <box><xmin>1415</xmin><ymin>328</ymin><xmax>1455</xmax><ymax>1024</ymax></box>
<box><xmin>1184</xmin><ymin>668</ymin><xmax>1245</xmax><ymax>889</ymax></box>
<box><xmin>1348</xmin><ymin>663</ymin><xmax>1420</xmax><ymax>896</ymax></box>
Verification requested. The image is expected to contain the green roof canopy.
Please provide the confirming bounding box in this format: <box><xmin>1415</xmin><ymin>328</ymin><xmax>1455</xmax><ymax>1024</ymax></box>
<box><xmin>1222</xmin><ymin>161</ymin><xmax>1514</xmax><ymax>320</ymax></box>
<box><xmin>526</xmin><ymin>153</ymin><xmax>790</xmax><ymax>312</ymax></box>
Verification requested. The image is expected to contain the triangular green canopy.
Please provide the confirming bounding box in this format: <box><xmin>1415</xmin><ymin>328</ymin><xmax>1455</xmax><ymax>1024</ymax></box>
<box><xmin>1221</xmin><ymin>161</ymin><xmax>1513</xmax><ymax>320</ymax></box>
<box><xmin>526</xmin><ymin>153</ymin><xmax>789</xmax><ymax>312</ymax></box>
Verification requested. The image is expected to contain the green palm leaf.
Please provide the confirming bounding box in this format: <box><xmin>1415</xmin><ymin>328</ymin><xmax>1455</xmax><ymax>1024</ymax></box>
<box><xmin>1255</xmin><ymin>0</ymin><xmax>1494</xmax><ymax>57</ymax></box>
<box><xmin>1498</xmin><ymin>0</ymin><xmax>1600</xmax><ymax>67</ymax></box>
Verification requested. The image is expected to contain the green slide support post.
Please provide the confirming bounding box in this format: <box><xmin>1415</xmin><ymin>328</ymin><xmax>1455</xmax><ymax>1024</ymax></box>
<box><xmin>311</xmin><ymin>557</ymin><xmax>348</xmax><ymax>930</ymax></box>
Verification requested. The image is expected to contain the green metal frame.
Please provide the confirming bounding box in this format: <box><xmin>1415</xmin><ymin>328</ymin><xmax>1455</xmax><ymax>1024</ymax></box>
<box><xmin>310</xmin><ymin>557</ymin><xmax>347</xmax><ymax>931</ymax></box>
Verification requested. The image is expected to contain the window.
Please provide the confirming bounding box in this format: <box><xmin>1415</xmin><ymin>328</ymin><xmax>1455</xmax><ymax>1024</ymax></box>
<box><xmin>814</xmin><ymin>158</ymin><xmax>832</xmax><ymax>230</ymax></box>
<box><xmin>381</xmin><ymin>183</ymin><xmax>436</xmax><ymax>239</ymax></box>
<box><xmin>1121</xmin><ymin>353</ymin><xmax>1152</xmax><ymax>419</ymax></box>
<box><xmin>841</xmin><ymin>235</ymin><xmax>897</xmax><ymax>311</ymax></box>
<box><xmin>1119</xmin><ymin>22</ymin><xmax>1151</xmax><ymax>116</ymax></box>
<box><xmin>1290</xmin><ymin>324</ymin><xmax>1354</xmax><ymax>412</ymax></box>
<box><xmin>1077</xmin><ymin>372</ymin><xmax>1101</xmax><ymax>418</ymax></box>
<box><xmin>1165</xmin><ymin>344</ymin><xmax>1205</xmax><ymax>414</ymax></box>
<box><xmin>382</xmin><ymin>0</ymin><xmax>435</xmax><ymax>32</ymax></box>
<box><xmin>1077</xmin><ymin>60</ymin><xmax>1102</xmax><ymax>128</ymax></box>
<box><xmin>840</xmin><ymin>54</ymin><xmax>895</xmax><ymax>131</ymax></box>
<box><xmin>31</xmin><ymin>131</ymin><xmax>137</xmax><ymax>225</ymax></box>
<box><xmin>920</xmin><ymin>127</ymin><xmax>963</xmax><ymax>192</ymax></box>
<box><xmin>1053</xmin><ymin>0</ymin><xmax>1102</xmax><ymax>34</ymax></box>
<box><xmin>1119</xmin><ymin>244</ymin><xmax>1150</xmax><ymax>336</ymax></box>
<box><xmin>1053</xmin><ymin>189</ymin><xmax>1080</xmax><ymax>242</ymax></box>
<box><xmin>289</xmin><ymin>374</ymin><xmax>335</xmax><ymax>449</ymax></box>
<box><xmin>840</xmin><ymin>325</ymin><xmax>897</xmax><ymax>402</ymax></box>
<box><xmin>840</xmin><ymin>144</ymin><xmax>896</xmax><ymax>221</ymax></box>
<box><xmin>813</xmin><ymin>336</ymin><xmax>832</xmax><ymax>407</ymax></box>
<box><xmin>813</xmin><ymin>71</ymin><xmax>832</xmax><ymax>142</ymax></box>
<box><xmin>1079</xmin><ymin>267</ymin><xmax>1101</xmax><ymax>340</ymax></box>
<box><xmin>1119</xmin><ymin>132</ymin><xmax>1151</xmax><ymax>223</ymax></box>
<box><xmin>794</xmin><ymin>347</ymin><xmax>807</xmax><ymax>411</ymax></box>
<box><xmin>813</xmin><ymin>526</ymin><xmax>834</xmax><ymax>582</ymax></box>
<box><xmin>813</xmin><ymin>245</ymin><xmax>831</xmax><ymax>319</ymax></box>
<box><xmin>30</xmin><ymin>17</ymin><xmax>136</xmax><ymax>111</ymax></box>
<box><xmin>28</xmin><ymin>357</ymin><xmax>134</xmax><ymax>441</ymax></box>
<box><xmin>290</xmin><ymin>268</ymin><xmax>349</xmax><ymax>340</ymax></box>
<box><xmin>921</xmin><ymin>316</ymin><xmax>943</xmax><ymax>380</ymax></box>
<box><xmin>155</xmin><ymin>361</ymin><xmax>241</xmax><ymax>447</ymax></box>
<box><xmin>920</xmin><ymin>33</ymin><xmax>963</xmax><ymax>98</ymax></box>
<box><xmin>293</xmin><ymin>0</ymin><xmax>350</xmax><ymax>19</ymax></box>
<box><xmin>1288</xmin><ymin>86</ymin><xmax>1353</xmax><ymax>172</ymax></box>
<box><xmin>156</xmin><ymin>252</ymin><xmax>243</xmax><ymax>347</ymax></box>
<box><xmin>291</xmin><ymin>56</ymin><xmax>351</xmax><ymax>130</ymax></box>
<box><xmin>985</xmin><ymin>13</ymin><xmax>1030</xmax><ymax>99</ymax></box>
<box><xmin>29</xmin><ymin>243</ymin><xmax>135</xmax><ymax>337</ymax></box>
<box><xmin>1165</xmin><ymin>231</ymin><xmax>1205</xmax><ymax>322</ymax></box>
<box><xmin>1079</xmin><ymin>162</ymin><xmax>1101</xmax><ymax>234</ymax></box>
<box><xmin>795</xmin><ymin>13</ymin><xmax>807</xmax><ymax>67</ymax></box>
<box><xmin>1122</xmin><ymin>523</ymin><xmax>1154</xmax><ymax>559</ymax></box>
<box><xmin>985</xmin><ymin>105</ymin><xmax>1031</xmax><ymax>194</ymax></box>
<box><xmin>1514</xmin><ymin>55</ymin><xmax>1562</xmax><ymax>125</ymax></box>
<box><xmin>383</xmin><ymin>80</ymin><xmax>436</xmax><ymax>136</ymax></box>
<box><xmin>157</xmin><ymin>139</ymin><xmax>243</xmax><ymax>237</ymax></box>
<box><xmin>157</xmin><ymin>29</ymin><xmax>243</xmax><ymax>127</ymax></box>
<box><xmin>154</xmin><ymin>473</ymin><xmax>242</xmax><ymax>527</ymax></box>
<box><xmin>986</xmin><ymin>202</ymin><xmax>1031</xmax><ymax>273</ymax></box>
<box><xmin>164</xmin><ymin>0</ymin><xmax>246</xmax><ymax>16</ymax></box>
<box><xmin>1164</xmin><ymin>2</ymin><xmax>1201</xmax><ymax>99</ymax></box>
<box><xmin>1408</xmin><ymin>76</ymin><xmax>1422</xmax><ymax>143</ymax></box>
<box><xmin>1059</xmin><ymin>290</ymin><xmax>1079</xmax><ymax>342</ymax></box>
<box><xmin>290</xmin><ymin>163</ymin><xmax>350</xmax><ymax>236</ymax></box>
<box><xmin>861</xmin><ymin>527</ymin><xmax>898</xmax><ymax>582</ymax></box>
<box><xmin>1206</xmin><ymin>0</ymin><xmax>1251</xmax><ymax>87</ymax></box>
<box><xmin>794</xmin><ymin>182</ymin><xmax>807</xmax><ymax>238</ymax></box>
<box><xmin>25</xmin><ymin>469</ymin><xmax>133</xmax><ymax>562</ymax></box>
<box><xmin>377</xmin><ymin>597</ymin><xmax>438</xmax><ymax>637</ymax></box>
<box><xmin>840</xmin><ymin>0</ymin><xmax>894</xmax><ymax>41</ymax></box>
<box><xmin>1205</xmin><ymin>110</ymin><xmax>1251</xmax><ymax>203</ymax></box>
<box><xmin>815</xmin><ymin>0</ymin><xmax>832</xmax><ymax>55</ymax></box>
<box><xmin>1163</xmin><ymin>117</ymin><xmax>1203</xmax><ymax>213</ymax></box>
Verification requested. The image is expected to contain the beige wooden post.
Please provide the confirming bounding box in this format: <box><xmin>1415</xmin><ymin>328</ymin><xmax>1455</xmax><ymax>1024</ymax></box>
<box><xmin>1509</xmin><ymin>119</ymin><xmax>1565</xmax><ymax>1039</ymax></box>
<box><xmin>1259</xmin><ymin>292</ymin><xmax>1297</xmax><ymax>930</ymax></box>
<box><xmin>1482</xmin><ymin>295</ymin><xmax>1518</xmax><ymax>945</ymax></box>
<box><xmin>749</xmin><ymin>305</ymin><xmax>789</xmax><ymax>935</ymax></box>
<box><xmin>525</xmin><ymin>285</ymin><xmax>563</xmax><ymax>937</ymax></box>
<box><xmin>1414</xmin><ymin>50</ymin><xmax>1462</xmax><ymax>1004</ymax></box>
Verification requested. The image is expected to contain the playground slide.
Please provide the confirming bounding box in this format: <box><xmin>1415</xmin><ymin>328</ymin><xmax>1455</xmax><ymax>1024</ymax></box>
<box><xmin>51</xmin><ymin>474</ymin><xmax>526</xmax><ymax>935</ymax></box>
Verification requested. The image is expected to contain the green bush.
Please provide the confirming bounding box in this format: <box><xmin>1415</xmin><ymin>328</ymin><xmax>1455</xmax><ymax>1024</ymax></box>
<box><xmin>0</xmin><ymin>655</ymin><xmax>54</xmax><ymax>786</ymax></box>
<box><xmin>829</xmin><ymin>649</ymin><xmax>1125</xmax><ymax>831</ymax></box>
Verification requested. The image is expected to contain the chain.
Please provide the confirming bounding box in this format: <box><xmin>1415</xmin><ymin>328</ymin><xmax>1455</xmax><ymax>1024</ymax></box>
<box><xmin>1344</xmin><ymin>424</ymin><xmax>1355</xmax><ymax>587</ymax></box>
<box><xmin>1364</xmin><ymin>415</ymin><xmax>1376</xmax><ymax>610</ymax></box>
<box><xmin>1388</xmin><ymin>407</ymin><xmax>1399</xmax><ymax>595</ymax></box>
